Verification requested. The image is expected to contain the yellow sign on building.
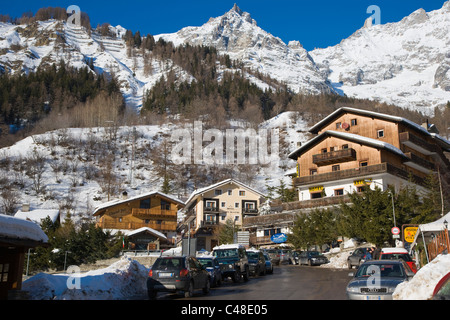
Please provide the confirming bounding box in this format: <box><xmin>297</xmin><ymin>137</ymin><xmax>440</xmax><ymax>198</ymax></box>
<box><xmin>404</xmin><ymin>227</ymin><xmax>418</xmax><ymax>243</ymax></box>
<box><xmin>309</xmin><ymin>186</ymin><xmax>324</xmax><ymax>192</ymax></box>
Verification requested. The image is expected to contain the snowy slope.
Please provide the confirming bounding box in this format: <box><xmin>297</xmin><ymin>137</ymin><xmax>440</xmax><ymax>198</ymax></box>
<box><xmin>155</xmin><ymin>4</ymin><xmax>334</xmax><ymax>95</ymax></box>
<box><xmin>311</xmin><ymin>1</ymin><xmax>450</xmax><ymax>115</ymax></box>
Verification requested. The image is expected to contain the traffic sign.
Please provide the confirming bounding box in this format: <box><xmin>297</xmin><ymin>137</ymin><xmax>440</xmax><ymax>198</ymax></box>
<box><xmin>391</xmin><ymin>227</ymin><xmax>400</xmax><ymax>235</ymax></box>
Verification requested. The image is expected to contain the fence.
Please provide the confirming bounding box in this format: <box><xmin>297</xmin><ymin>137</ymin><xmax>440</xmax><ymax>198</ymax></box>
<box><xmin>427</xmin><ymin>229</ymin><xmax>450</xmax><ymax>262</ymax></box>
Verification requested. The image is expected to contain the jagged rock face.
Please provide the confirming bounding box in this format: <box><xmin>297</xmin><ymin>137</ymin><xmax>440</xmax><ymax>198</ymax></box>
<box><xmin>311</xmin><ymin>1</ymin><xmax>450</xmax><ymax>115</ymax></box>
<box><xmin>156</xmin><ymin>5</ymin><xmax>335</xmax><ymax>95</ymax></box>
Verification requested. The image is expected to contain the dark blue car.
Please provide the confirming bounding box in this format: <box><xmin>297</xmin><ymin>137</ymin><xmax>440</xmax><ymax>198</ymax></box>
<box><xmin>197</xmin><ymin>256</ymin><xmax>223</xmax><ymax>287</ymax></box>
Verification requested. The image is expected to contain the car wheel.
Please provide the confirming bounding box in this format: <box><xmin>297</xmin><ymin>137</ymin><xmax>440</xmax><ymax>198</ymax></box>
<box><xmin>233</xmin><ymin>270</ymin><xmax>241</xmax><ymax>283</ymax></box>
<box><xmin>184</xmin><ymin>281</ymin><xmax>194</xmax><ymax>298</ymax></box>
<box><xmin>243</xmin><ymin>266</ymin><xmax>250</xmax><ymax>282</ymax></box>
<box><xmin>148</xmin><ymin>290</ymin><xmax>157</xmax><ymax>300</ymax></box>
<box><xmin>203</xmin><ymin>278</ymin><xmax>211</xmax><ymax>295</ymax></box>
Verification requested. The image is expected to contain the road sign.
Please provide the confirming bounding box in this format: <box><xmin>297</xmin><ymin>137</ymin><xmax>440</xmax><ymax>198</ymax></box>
<box><xmin>391</xmin><ymin>227</ymin><xmax>400</xmax><ymax>235</ymax></box>
<box><xmin>404</xmin><ymin>227</ymin><xmax>418</xmax><ymax>243</ymax></box>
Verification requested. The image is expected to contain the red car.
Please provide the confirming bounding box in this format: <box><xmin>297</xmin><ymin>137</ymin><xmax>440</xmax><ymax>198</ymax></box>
<box><xmin>379</xmin><ymin>248</ymin><xmax>417</xmax><ymax>273</ymax></box>
<box><xmin>433</xmin><ymin>272</ymin><xmax>450</xmax><ymax>300</ymax></box>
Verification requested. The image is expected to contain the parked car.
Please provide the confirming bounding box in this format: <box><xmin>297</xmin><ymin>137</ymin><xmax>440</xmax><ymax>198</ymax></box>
<box><xmin>432</xmin><ymin>272</ymin><xmax>450</xmax><ymax>300</ymax></box>
<box><xmin>247</xmin><ymin>249</ymin><xmax>266</xmax><ymax>276</ymax></box>
<box><xmin>263</xmin><ymin>253</ymin><xmax>273</xmax><ymax>274</ymax></box>
<box><xmin>147</xmin><ymin>256</ymin><xmax>210</xmax><ymax>299</ymax></box>
<box><xmin>197</xmin><ymin>256</ymin><xmax>222</xmax><ymax>287</ymax></box>
<box><xmin>347</xmin><ymin>247</ymin><xmax>372</xmax><ymax>269</ymax></box>
<box><xmin>277</xmin><ymin>249</ymin><xmax>294</xmax><ymax>264</ymax></box>
<box><xmin>266</xmin><ymin>249</ymin><xmax>280</xmax><ymax>265</ymax></box>
<box><xmin>346</xmin><ymin>259</ymin><xmax>415</xmax><ymax>300</ymax></box>
<box><xmin>298</xmin><ymin>251</ymin><xmax>329</xmax><ymax>266</ymax></box>
<box><xmin>212</xmin><ymin>244</ymin><xmax>250</xmax><ymax>283</ymax></box>
<box><xmin>379</xmin><ymin>248</ymin><xmax>417</xmax><ymax>273</ymax></box>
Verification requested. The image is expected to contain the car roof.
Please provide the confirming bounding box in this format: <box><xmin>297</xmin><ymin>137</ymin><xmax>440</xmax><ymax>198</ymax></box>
<box><xmin>361</xmin><ymin>259</ymin><xmax>404</xmax><ymax>265</ymax></box>
<box><xmin>381</xmin><ymin>247</ymin><xmax>408</xmax><ymax>253</ymax></box>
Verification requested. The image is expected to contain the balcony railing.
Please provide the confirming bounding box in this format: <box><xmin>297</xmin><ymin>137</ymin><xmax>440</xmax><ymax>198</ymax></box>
<box><xmin>404</xmin><ymin>152</ymin><xmax>435</xmax><ymax>172</ymax></box>
<box><xmin>131</xmin><ymin>208</ymin><xmax>177</xmax><ymax>219</ymax></box>
<box><xmin>312</xmin><ymin>148</ymin><xmax>357</xmax><ymax>166</ymax></box>
<box><xmin>204</xmin><ymin>206</ymin><xmax>219</xmax><ymax>213</ymax></box>
<box><xmin>399</xmin><ymin>132</ymin><xmax>437</xmax><ymax>155</ymax></box>
<box><xmin>293</xmin><ymin>162</ymin><xmax>425</xmax><ymax>187</ymax></box>
<box><xmin>97</xmin><ymin>220</ymin><xmax>177</xmax><ymax>231</ymax></box>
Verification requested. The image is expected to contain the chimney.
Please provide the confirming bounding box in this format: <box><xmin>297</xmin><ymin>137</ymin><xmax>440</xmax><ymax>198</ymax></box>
<box><xmin>122</xmin><ymin>191</ymin><xmax>128</xmax><ymax>200</ymax></box>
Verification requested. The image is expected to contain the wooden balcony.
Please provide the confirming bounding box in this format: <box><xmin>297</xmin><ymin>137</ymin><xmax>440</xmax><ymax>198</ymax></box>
<box><xmin>399</xmin><ymin>132</ymin><xmax>437</xmax><ymax>156</ymax></box>
<box><xmin>293</xmin><ymin>162</ymin><xmax>425</xmax><ymax>187</ymax></box>
<box><xmin>313</xmin><ymin>148</ymin><xmax>357</xmax><ymax>166</ymax></box>
<box><xmin>249</xmin><ymin>235</ymin><xmax>273</xmax><ymax>246</ymax></box>
<box><xmin>404</xmin><ymin>152</ymin><xmax>435</xmax><ymax>173</ymax></box>
<box><xmin>97</xmin><ymin>220</ymin><xmax>177</xmax><ymax>231</ymax></box>
<box><xmin>131</xmin><ymin>208</ymin><xmax>177</xmax><ymax>219</ymax></box>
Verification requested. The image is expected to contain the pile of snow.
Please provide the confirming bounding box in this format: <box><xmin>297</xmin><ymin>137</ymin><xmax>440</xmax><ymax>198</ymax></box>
<box><xmin>22</xmin><ymin>256</ymin><xmax>149</xmax><ymax>300</ymax></box>
<box><xmin>393</xmin><ymin>254</ymin><xmax>450</xmax><ymax>300</ymax></box>
<box><xmin>322</xmin><ymin>250</ymin><xmax>351</xmax><ymax>269</ymax></box>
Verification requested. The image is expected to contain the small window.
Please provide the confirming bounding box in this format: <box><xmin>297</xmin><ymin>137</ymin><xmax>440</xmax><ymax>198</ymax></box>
<box><xmin>332</xmin><ymin>165</ymin><xmax>340</xmax><ymax>171</ymax></box>
<box><xmin>357</xmin><ymin>186</ymin><xmax>367</xmax><ymax>193</ymax></box>
<box><xmin>311</xmin><ymin>192</ymin><xmax>322</xmax><ymax>199</ymax></box>
<box><xmin>321</xmin><ymin>148</ymin><xmax>327</xmax><ymax>153</ymax></box>
<box><xmin>0</xmin><ymin>264</ymin><xmax>10</xmax><ymax>282</ymax></box>
<box><xmin>351</xmin><ymin>119</ymin><xmax>357</xmax><ymax>126</ymax></box>
<box><xmin>235</xmin><ymin>202</ymin><xmax>239</xmax><ymax>208</ymax></box>
<box><xmin>239</xmin><ymin>190</ymin><xmax>245</xmax><ymax>196</ymax></box>
<box><xmin>342</xmin><ymin>144</ymin><xmax>349</xmax><ymax>149</ymax></box>
<box><xmin>334</xmin><ymin>189</ymin><xmax>344</xmax><ymax>196</ymax></box>
<box><xmin>221</xmin><ymin>202</ymin><xmax>226</xmax><ymax>208</ymax></box>
<box><xmin>330</xmin><ymin>147</ymin><xmax>335</xmax><ymax>152</ymax></box>
<box><xmin>310</xmin><ymin>169</ymin><xmax>317</xmax><ymax>175</ymax></box>
<box><xmin>214</xmin><ymin>189</ymin><xmax>222</xmax><ymax>196</ymax></box>
<box><xmin>336</xmin><ymin>122</ymin><xmax>341</xmax><ymax>129</ymax></box>
<box><xmin>140</xmin><ymin>198</ymin><xmax>151</xmax><ymax>209</ymax></box>
<box><xmin>360</xmin><ymin>161</ymin><xmax>368</xmax><ymax>167</ymax></box>
<box><xmin>377</xmin><ymin>129</ymin><xmax>384</xmax><ymax>138</ymax></box>
<box><xmin>227</xmin><ymin>189</ymin><xmax>232</xmax><ymax>195</ymax></box>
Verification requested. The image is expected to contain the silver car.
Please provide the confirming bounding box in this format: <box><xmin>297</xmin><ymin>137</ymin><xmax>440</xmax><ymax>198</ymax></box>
<box><xmin>346</xmin><ymin>260</ymin><xmax>415</xmax><ymax>300</ymax></box>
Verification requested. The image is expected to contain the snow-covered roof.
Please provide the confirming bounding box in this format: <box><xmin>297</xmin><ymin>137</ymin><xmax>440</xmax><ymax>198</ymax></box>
<box><xmin>93</xmin><ymin>191</ymin><xmax>185</xmax><ymax>216</ymax></box>
<box><xmin>124</xmin><ymin>227</ymin><xmax>167</xmax><ymax>241</ymax></box>
<box><xmin>288</xmin><ymin>130</ymin><xmax>408</xmax><ymax>160</ymax></box>
<box><xmin>0</xmin><ymin>214</ymin><xmax>48</xmax><ymax>244</ymax></box>
<box><xmin>308</xmin><ymin>107</ymin><xmax>450</xmax><ymax>151</ymax></box>
<box><xmin>14</xmin><ymin>209</ymin><xmax>60</xmax><ymax>224</ymax></box>
<box><xmin>213</xmin><ymin>243</ymin><xmax>245</xmax><ymax>250</ymax></box>
<box><xmin>184</xmin><ymin>178</ymin><xmax>266</xmax><ymax>208</ymax></box>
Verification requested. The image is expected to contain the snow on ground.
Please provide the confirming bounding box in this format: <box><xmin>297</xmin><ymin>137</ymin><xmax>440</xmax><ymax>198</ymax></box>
<box><xmin>393</xmin><ymin>254</ymin><xmax>450</xmax><ymax>300</ymax></box>
<box><xmin>22</xmin><ymin>256</ymin><xmax>149</xmax><ymax>300</ymax></box>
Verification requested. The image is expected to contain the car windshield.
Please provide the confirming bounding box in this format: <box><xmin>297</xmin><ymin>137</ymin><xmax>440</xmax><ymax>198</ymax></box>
<box><xmin>247</xmin><ymin>252</ymin><xmax>260</xmax><ymax>259</ymax></box>
<box><xmin>355</xmin><ymin>263</ymin><xmax>405</xmax><ymax>278</ymax></box>
<box><xmin>381</xmin><ymin>253</ymin><xmax>412</xmax><ymax>261</ymax></box>
<box><xmin>309</xmin><ymin>251</ymin><xmax>321</xmax><ymax>256</ymax></box>
<box><xmin>198</xmin><ymin>259</ymin><xmax>213</xmax><ymax>267</ymax></box>
<box><xmin>213</xmin><ymin>249</ymin><xmax>238</xmax><ymax>258</ymax></box>
<box><xmin>153</xmin><ymin>258</ymin><xmax>183</xmax><ymax>269</ymax></box>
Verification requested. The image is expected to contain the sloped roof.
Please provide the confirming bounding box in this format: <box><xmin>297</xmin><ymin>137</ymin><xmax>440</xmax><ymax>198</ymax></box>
<box><xmin>93</xmin><ymin>191</ymin><xmax>185</xmax><ymax>216</ymax></box>
<box><xmin>308</xmin><ymin>107</ymin><xmax>450</xmax><ymax>151</ymax></box>
<box><xmin>0</xmin><ymin>214</ymin><xmax>48</xmax><ymax>244</ymax></box>
<box><xmin>288</xmin><ymin>130</ymin><xmax>409</xmax><ymax>160</ymax></box>
<box><xmin>15</xmin><ymin>209</ymin><xmax>60</xmax><ymax>224</ymax></box>
<box><xmin>184</xmin><ymin>179</ymin><xmax>266</xmax><ymax>208</ymax></box>
<box><xmin>125</xmin><ymin>227</ymin><xmax>167</xmax><ymax>241</ymax></box>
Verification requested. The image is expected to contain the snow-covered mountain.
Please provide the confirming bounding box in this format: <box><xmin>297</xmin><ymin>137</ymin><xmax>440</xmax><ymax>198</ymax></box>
<box><xmin>155</xmin><ymin>4</ymin><xmax>334</xmax><ymax>95</ymax></box>
<box><xmin>1</xmin><ymin>3</ymin><xmax>449</xmax><ymax>114</ymax></box>
<box><xmin>311</xmin><ymin>1</ymin><xmax>450</xmax><ymax>115</ymax></box>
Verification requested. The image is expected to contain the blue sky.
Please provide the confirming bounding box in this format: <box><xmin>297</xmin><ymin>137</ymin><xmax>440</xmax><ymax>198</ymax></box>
<box><xmin>1</xmin><ymin>0</ymin><xmax>447</xmax><ymax>50</ymax></box>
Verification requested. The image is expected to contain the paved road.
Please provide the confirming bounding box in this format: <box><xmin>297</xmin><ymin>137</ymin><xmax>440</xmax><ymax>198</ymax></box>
<box><xmin>150</xmin><ymin>264</ymin><xmax>350</xmax><ymax>300</ymax></box>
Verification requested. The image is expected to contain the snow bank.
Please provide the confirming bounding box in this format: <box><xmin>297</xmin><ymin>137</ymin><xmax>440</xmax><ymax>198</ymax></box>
<box><xmin>23</xmin><ymin>256</ymin><xmax>149</xmax><ymax>300</ymax></box>
<box><xmin>393</xmin><ymin>254</ymin><xmax>450</xmax><ymax>300</ymax></box>
<box><xmin>0</xmin><ymin>213</ymin><xmax>48</xmax><ymax>243</ymax></box>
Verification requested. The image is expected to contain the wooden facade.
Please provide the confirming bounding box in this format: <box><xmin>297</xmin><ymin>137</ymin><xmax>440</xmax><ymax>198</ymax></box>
<box><xmin>93</xmin><ymin>191</ymin><xmax>184</xmax><ymax>238</ymax></box>
<box><xmin>289</xmin><ymin>107</ymin><xmax>450</xmax><ymax>203</ymax></box>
